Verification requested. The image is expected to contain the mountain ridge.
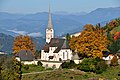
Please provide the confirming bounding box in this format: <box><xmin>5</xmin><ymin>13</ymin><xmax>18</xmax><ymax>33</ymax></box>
<box><xmin>0</xmin><ymin>7</ymin><xmax>120</xmax><ymax>37</ymax></box>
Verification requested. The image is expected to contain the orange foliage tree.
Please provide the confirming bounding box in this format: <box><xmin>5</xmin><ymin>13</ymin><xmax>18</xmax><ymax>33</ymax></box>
<box><xmin>69</xmin><ymin>24</ymin><xmax>108</xmax><ymax>58</ymax></box>
<box><xmin>13</xmin><ymin>35</ymin><xmax>35</xmax><ymax>54</ymax></box>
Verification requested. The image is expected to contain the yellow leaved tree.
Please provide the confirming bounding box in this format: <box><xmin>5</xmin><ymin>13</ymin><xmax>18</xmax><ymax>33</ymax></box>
<box><xmin>69</xmin><ymin>24</ymin><xmax>108</xmax><ymax>58</ymax></box>
<box><xmin>13</xmin><ymin>35</ymin><xmax>35</xmax><ymax>54</ymax></box>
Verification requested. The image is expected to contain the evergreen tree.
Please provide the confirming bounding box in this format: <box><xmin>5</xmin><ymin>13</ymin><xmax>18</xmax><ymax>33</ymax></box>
<box><xmin>66</xmin><ymin>33</ymin><xmax>71</xmax><ymax>48</ymax></box>
<box><xmin>0</xmin><ymin>56</ymin><xmax>22</xmax><ymax>80</ymax></box>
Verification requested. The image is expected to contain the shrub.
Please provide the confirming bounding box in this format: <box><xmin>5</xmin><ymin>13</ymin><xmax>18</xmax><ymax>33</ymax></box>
<box><xmin>77</xmin><ymin>58</ymin><xmax>108</xmax><ymax>74</ymax></box>
<box><xmin>37</xmin><ymin>61</ymin><xmax>43</xmax><ymax>66</ymax></box>
<box><xmin>77</xmin><ymin>58</ymin><xmax>97</xmax><ymax>72</ymax></box>
<box><xmin>95</xmin><ymin>61</ymin><xmax>108</xmax><ymax>74</ymax></box>
<box><xmin>110</xmin><ymin>55</ymin><xmax>118</xmax><ymax>66</ymax></box>
<box><xmin>61</xmin><ymin>60</ymin><xmax>76</xmax><ymax>69</ymax></box>
<box><xmin>23</xmin><ymin>65</ymin><xmax>29</xmax><ymax>70</ymax></box>
<box><xmin>46</xmin><ymin>68</ymin><xmax>53</xmax><ymax>70</ymax></box>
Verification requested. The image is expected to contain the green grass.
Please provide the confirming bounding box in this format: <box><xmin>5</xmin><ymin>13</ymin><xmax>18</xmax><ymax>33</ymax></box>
<box><xmin>21</xmin><ymin>65</ymin><xmax>45</xmax><ymax>73</ymax></box>
<box><xmin>97</xmin><ymin>65</ymin><xmax>120</xmax><ymax>80</ymax></box>
<box><xmin>22</xmin><ymin>65</ymin><xmax>120</xmax><ymax>80</ymax></box>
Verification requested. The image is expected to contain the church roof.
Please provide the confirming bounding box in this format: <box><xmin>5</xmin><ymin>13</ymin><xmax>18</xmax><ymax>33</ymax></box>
<box><xmin>42</xmin><ymin>38</ymin><xmax>68</xmax><ymax>53</ymax></box>
<box><xmin>42</xmin><ymin>43</ymin><xmax>49</xmax><ymax>53</ymax></box>
<box><xmin>47</xmin><ymin>6</ymin><xmax>53</xmax><ymax>30</ymax></box>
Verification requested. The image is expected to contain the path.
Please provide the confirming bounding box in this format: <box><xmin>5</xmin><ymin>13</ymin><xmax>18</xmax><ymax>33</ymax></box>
<box><xmin>22</xmin><ymin>70</ymin><xmax>56</xmax><ymax>76</ymax></box>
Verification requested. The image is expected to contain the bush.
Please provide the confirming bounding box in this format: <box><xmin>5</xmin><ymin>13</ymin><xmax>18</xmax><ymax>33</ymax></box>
<box><xmin>77</xmin><ymin>58</ymin><xmax>108</xmax><ymax>74</ymax></box>
<box><xmin>37</xmin><ymin>61</ymin><xmax>43</xmax><ymax>66</ymax></box>
<box><xmin>77</xmin><ymin>58</ymin><xmax>97</xmax><ymax>72</ymax></box>
<box><xmin>110</xmin><ymin>55</ymin><xmax>118</xmax><ymax>66</ymax></box>
<box><xmin>95</xmin><ymin>61</ymin><xmax>108</xmax><ymax>74</ymax></box>
<box><xmin>23</xmin><ymin>65</ymin><xmax>29</xmax><ymax>70</ymax></box>
<box><xmin>61</xmin><ymin>60</ymin><xmax>76</xmax><ymax>69</ymax></box>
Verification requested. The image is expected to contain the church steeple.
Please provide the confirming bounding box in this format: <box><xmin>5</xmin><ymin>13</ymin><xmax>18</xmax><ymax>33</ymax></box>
<box><xmin>46</xmin><ymin>5</ymin><xmax>54</xmax><ymax>43</ymax></box>
<box><xmin>47</xmin><ymin>5</ymin><xmax>53</xmax><ymax>29</ymax></box>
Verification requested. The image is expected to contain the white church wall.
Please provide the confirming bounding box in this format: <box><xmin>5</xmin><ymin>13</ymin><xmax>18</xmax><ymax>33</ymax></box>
<box><xmin>58</xmin><ymin>49</ymin><xmax>72</xmax><ymax>61</ymax></box>
<box><xmin>41</xmin><ymin>61</ymin><xmax>62</xmax><ymax>69</ymax></box>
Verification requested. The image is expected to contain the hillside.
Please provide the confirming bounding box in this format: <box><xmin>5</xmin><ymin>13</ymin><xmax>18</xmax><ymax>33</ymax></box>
<box><xmin>22</xmin><ymin>65</ymin><xmax>120</xmax><ymax>80</ymax></box>
<box><xmin>0</xmin><ymin>7</ymin><xmax>120</xmax><ymax>37</ymax></box>
<box><xmin>0</xmin><ymin>33</ymin><xmax>45</xmax><ymax>53</ymax></box>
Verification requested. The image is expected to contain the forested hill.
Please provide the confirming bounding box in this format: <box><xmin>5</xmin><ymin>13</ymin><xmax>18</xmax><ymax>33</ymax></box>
<box><xmin>103</xmin><ymin>18</ymin><xmax>120</xmax><ymax>54</ymax></box>
<box><xmin>0</xmin><ymin>33</ymin><xmax>45</xmax><ymax>54</ymax></box>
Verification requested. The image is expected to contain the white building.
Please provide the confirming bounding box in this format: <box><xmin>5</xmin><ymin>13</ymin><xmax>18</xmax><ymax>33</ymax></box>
<box><xmin>41</xmin><ymin>38</ymin><xmax>72</xmax><ymax>61</ymax></box>
<box><xmin>41</xmin><ymin>7</ymin><xmax>72</xmax><ymax>68</ymax></box>
<box><xmin>71</xmin><ymin>32</ymin><xmax>81</xmax><ymax>37</ymax></box>
<box><xmin>15</xmin><ymin>50</ymin><xmax>38</xmax><ymax>65</ymax></box>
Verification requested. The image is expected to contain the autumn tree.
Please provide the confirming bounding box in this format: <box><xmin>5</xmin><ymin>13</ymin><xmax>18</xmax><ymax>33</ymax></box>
<box><xmin>69</xmin><ymin>24</ymin><xmax>108</xmax><ymax>58</ymax></box>
<box><xmin>13</xmin><ymin>35</ymin><xmax>35</xmax><ymax>54</ymax></box>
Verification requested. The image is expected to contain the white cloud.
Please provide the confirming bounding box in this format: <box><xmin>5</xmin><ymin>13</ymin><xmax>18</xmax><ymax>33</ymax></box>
<box><xmin>8</xmin><ymin>29</ymin><xmax>28</xmax><ymax>35</ymax></box>
<box><xmin>28</xmin><ymin>32</ymin><xmax>43</xmax><ymax>37</ymax></box>
<box><xmin>8</xmin><ymin>29</ymin><xmax>43</xmax><ymax>37</ymax></box>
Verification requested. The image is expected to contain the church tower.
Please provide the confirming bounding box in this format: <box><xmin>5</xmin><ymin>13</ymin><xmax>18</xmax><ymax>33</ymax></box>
<box><xmin>46</xmin><ymin>6</ymin><xmax>54</xmax><ymax>43</ymax></box>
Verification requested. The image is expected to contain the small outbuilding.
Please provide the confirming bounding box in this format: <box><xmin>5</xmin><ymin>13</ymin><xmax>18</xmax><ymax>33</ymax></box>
<box><xmin>15</xmin><ymin>50</ymin><xmax>38</xmax><ymax>65</ymax></box>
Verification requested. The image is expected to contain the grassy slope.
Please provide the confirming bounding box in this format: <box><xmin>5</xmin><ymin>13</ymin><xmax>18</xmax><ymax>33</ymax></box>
<box><xmin>22</xmin><ymin>65</ymin><xmax>120</xmax><ymax>80</ymax></box>
<box><xmin>21</xmin><ymin>65</ymin><xmax>45</xmax><ymax>73</ymax></box>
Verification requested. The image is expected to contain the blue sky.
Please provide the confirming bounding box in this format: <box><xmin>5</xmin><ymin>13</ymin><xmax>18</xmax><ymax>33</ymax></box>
<box><xmin>0</xmin><ymin>0</ymin><xmax>120</xmax><ymax>14</ymax></box>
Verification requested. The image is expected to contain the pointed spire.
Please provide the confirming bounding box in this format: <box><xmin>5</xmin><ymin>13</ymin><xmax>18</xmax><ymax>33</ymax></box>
<box><xmin>47</xmin><ymin>5</ymin><xmax>53</xmax><ymax>29</ymax></box>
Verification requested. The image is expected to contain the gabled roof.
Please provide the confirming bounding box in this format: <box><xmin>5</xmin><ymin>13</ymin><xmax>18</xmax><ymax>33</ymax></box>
<box><xmin>102</xmin><ymin>51</ymin><xmax>112</xmax><ymax>57</ymax></box>
<box><xmin>15</xmin><ymin>50</ymin><xmax>34</xmax><ymax>61</ymax></box>
<box><xmin>42</xmin><ymin>38</ymin><xmax>68</xmax><ymax>53</ymax></box>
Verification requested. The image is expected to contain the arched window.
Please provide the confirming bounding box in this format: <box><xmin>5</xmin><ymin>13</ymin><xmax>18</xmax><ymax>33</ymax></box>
<box><xmin>63</xmin><ymin>52</ymin><xmax>65</xmax><ymax>59</ymax></box>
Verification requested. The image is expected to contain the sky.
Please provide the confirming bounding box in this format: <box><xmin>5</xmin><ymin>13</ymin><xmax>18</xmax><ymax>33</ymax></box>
<box><xmin>0</xmin><ymin>0</ymin><xmax>120</xmax><ymax>14</ymax></box>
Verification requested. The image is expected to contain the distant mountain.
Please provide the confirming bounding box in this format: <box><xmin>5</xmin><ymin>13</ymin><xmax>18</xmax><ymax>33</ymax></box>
<box><xmin>0</xmin><ymin>33</ymin><xmax>14</xmax><ymax>53</ymax></box>
<box><xmin>54</xmin><ymin>11</ymin><xmax>87</xmax><ymax>15</ymax></box>
<box><xmin>0</xmin><ymin>33</ymin><xmax>45</xmax><ymax>54</ymax></box>
<box><xmin>79</xmin><ymin>7</ymin><xmax>120</xmax><ymax>24</ymax></box>
<box><xmin>0</xmin><ymin>7</ymin><xmax>120</xmax><ymax>37</ymax></box>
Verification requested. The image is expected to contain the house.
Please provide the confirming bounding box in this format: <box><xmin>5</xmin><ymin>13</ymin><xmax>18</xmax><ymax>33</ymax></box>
<box><xmin>103</xmin><ymin>51</ymin><xmax>114</xmax><ymax>61</ymax></box>
<box><xmin>116</xmin><ymin>50</ymin><xmax>120</xmax><ymax>59</ymax></box>
<box><xmin>0</xmin><ymin>50</ymin><xmax>7</xmax><ymax>54</ymax></box>
<box><xmin>116</xmin><ymin>50</ymin><xmax>120</xmax><ymax>64</ymax></box>
<box><xmin>15</xmin><ymin>50</ymin><xmax>38</xmax><ymax>65</ymax></box>
<box><xmin>0</xmin><ymin>51</ymin><xmax>6</xmax><ymax>58</ymax></box>
<box><xmin>102</xmin><ymin>51</ymin><xmax>114</xmax><ymax>65</ymax></box>
<box><xmin>71</xmin><ymin>32</ymin><xmax>81</xmax><ymax>37</ymax></box>
<box><xmin>40</xmin><ymin>7</ymin><xmax>72</xmax><ymax>68</ymax></box>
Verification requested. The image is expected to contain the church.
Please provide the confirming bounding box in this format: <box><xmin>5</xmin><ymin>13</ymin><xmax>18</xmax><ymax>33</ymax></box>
<box><xmin>41</xmin><ymin>7</ymin><xmax>72</xmax><ymax>67</ymax></box>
